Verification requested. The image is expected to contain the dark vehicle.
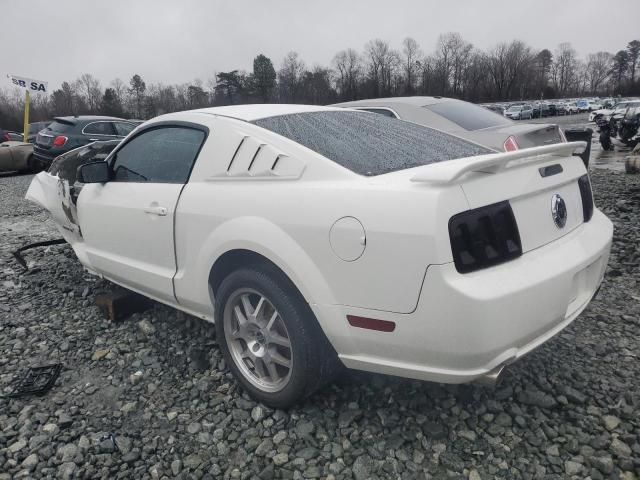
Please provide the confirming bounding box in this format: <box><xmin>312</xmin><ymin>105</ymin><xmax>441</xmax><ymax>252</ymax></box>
<box><xmin>532</xmin><ymin>103</ymin><xmax>550</xmax><ymax>118</ymax></box>
<box><xmin>547</xmin><ymin>103</ymin><xmax>558</xmax><ymax>116</ymax></box>
<box><xmin>33</xmin><ymin>116</ymin><xmax>137</xmax><ymax>169</ymax></box>
<box><xmin>618</xmin><ymin>106</ymin><xmax>640</xmax><ymax>148</ymax></box>
<box><xmin>26</xmin><ymin>121</ymin><xmax>51</xmax><ymax>143</ymax></box>
<box><xmin>484</xmin><ymin>104</ymin><xmax>505</xmax><ymax>115</ymax></box>
<box><xmin>596</xmin><ymin>116</ymin><xmax>614</xmax><ymax>151</ymax></box>
<box><xmin>0</xmin><ymin>129</ymin><xmax>23</xmax><ymax>142</ymax></box>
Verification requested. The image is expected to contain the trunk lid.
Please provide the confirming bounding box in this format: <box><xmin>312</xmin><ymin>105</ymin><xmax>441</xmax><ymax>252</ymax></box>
<box><xmin>412</xmin><ymin>142</ymin><xmax>588</xmax><ymax>253</ymax></box>
<box><xmin>464</xmin><ymin>123</ymin><xmax>564</xmax><ymax>152</ymax></box>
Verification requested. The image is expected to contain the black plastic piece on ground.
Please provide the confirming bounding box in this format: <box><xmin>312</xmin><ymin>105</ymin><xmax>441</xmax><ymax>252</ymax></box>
<box><xmin>564</xmin><ymin>128</ymin><xmax>593</xmax><ymax>169</ymax></box>
<box><xmin>7</xmin><ymin>364</ymin><xmax>62</xmax><ymax>398</ymax></box>
<box><xmin>12</xmin><ymin>238</ymin><xmax>66</xmax><ymax>270</ymax></box>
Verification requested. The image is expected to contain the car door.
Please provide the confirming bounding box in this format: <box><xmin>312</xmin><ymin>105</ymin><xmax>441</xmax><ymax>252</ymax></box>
<box><xmin>77</xmin><ymin>124</ymin><xmax>207</xmax><ymax>303</ymax></box>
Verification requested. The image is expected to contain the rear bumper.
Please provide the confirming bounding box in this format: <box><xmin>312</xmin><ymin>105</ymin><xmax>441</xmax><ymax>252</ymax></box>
<box><xmin>321</xmin><ymin>209</ymin><xmax>613</xmax><ymax>383</ymax></box>
<box><xmin>33</xmin><ymin>147</ymin><xmax>61</xmax><ymax>168</ymax></box>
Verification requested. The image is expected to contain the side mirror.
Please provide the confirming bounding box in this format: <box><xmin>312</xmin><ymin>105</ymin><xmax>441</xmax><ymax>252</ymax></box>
<box><xmin>77</xmin><ymin>160</ymin><xmax>110</xmax><ymax>183</ymax></box>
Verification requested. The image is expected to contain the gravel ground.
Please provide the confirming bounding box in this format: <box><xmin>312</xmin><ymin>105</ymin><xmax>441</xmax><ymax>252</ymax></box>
<box><xmin>0</xmin><ymin>164</ymin><xmax>639</xmax><ymax>480</ymax></box>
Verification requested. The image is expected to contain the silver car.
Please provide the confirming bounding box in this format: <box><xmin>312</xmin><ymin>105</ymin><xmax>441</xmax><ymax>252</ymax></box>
<box><xmin>333</xmin><ymin>97</ymin><xmax>563</xmax><ymax>152</ymax></box>
<box><xmin>505</xmin><ymin>104</ymin><xmax>533</xmax><ymax>120</ymax></box>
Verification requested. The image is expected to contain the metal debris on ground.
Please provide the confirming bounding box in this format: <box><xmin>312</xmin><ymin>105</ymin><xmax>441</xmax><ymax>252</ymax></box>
<box><xmin>95</xmin><ymin>290</ymin><xmax>153</xmax><ymax>321</ymax></box>
<box><xmin>12</xmin><ymin>238</ymin><xmax>66</xmax><ymax>270</ymax></box>
<box><xmin>6</xmin><ymin>364</ymin><xmax>62</xmax><ymax>398</ymax></box>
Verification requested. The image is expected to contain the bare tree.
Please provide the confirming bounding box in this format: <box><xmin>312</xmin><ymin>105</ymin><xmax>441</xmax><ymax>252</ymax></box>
<box><xmin>78</xmin><ymin>74</ymin><xmax>102</xmax><ymax>112</ymax></box>
<box><xmin>333</xmin><ymin>48</ymin><xmax>362</xmax><ymax>101</ymax></box>
<box><xmin>586</xmin><ymin>52</ymin><xmax>612</xmax><ymax>94</ymax></box>
<box><xmin>402</xmin><ymin>37</ymin><xmax>422</xmax><ymax>94</ymax></box>
<box><xmin>627</xmin><ymin>40</ymin><xmax>640</xmax><ymax>85</ymax></box>
<box><xmin>364</xmin><ymin>39</ymin><xmax>389</xmax><ymax>97</ymax></box>
<box><xmin>486</xmin><ymin>40</ymin><xmax>532</xmax><ymax>100</ymax></box>
<box><xmin>551</xmin><ymin>43</ymin><xmax>578</xmax><ymax>96</ymax></box>
<box><xmin>110</xmin><ymin>78</ymin><xmax>127</xmax><ymax>106</ymax></box>
<box><xmin>278</xmin><ymin>51</ymin><xmax>305</xmax><ymax>103</ymax></box>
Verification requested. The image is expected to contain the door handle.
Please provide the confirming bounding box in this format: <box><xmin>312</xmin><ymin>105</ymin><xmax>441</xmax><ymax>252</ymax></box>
<box><xmin>144</xmin><ymin>205</ymin><xmax>168</xmax><ymax>216</ymax></box>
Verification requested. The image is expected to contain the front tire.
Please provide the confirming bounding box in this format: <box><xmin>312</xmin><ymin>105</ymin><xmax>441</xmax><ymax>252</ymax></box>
<box><xmin>214</xmin><ymin>264</ymin><xmax>339</xmax><ymax>408</ymax></box>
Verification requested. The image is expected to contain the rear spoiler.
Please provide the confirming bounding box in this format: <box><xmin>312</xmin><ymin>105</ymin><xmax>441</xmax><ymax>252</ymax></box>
<box><xmin>410</xmin><ymin>141</ymin><xmax>586</xmax><ymax>185</ymax></box>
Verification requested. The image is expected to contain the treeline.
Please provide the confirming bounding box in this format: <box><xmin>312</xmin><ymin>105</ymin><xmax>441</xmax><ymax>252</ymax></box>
<box><xmin>1</xmin><ymin>33</ymin><xmax>639</xmax><ymax>130</ymax></box>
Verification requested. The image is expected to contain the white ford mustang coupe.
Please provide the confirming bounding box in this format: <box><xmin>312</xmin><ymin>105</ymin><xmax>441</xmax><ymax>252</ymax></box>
<box><xmin>27</xmin><ymin>104</ymin><xmax>613</xmax><ymax>407</ymax></box>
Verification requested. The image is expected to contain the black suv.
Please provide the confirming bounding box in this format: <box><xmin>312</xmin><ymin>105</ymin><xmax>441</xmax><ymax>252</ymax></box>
<box><xmin>33</xmin><ymin>116</ymin><xmax>137</xmax><ymax>169</ymax></box>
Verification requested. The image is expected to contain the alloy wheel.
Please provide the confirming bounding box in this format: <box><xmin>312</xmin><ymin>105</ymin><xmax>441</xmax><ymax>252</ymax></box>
<box><xmin>223</xmin><ymin>288</ymin><xmax>293</xmax><ymax>392</ymax></box>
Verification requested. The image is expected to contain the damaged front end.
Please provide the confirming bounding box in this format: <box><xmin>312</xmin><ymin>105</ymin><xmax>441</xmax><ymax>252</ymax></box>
<box><xmin>25</xmin><ymin>140</ymin><xmax>120</xmax><ymax>251</ymax></box>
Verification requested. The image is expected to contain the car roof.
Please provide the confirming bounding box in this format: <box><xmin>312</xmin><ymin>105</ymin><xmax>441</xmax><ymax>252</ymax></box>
<box><xmin>53</xmin><ymin>115</ymin><xmax>129</xmax><ymax>125</ymax></box>
<box><xmin>177</xmin><ymin>104</ymin><xmax>346</xmax><ymax>122</ymax></box>
<box><xmin>332</xmin><ymin>96</ymin><xmax>451</xmax><ymax>108</ymax></box>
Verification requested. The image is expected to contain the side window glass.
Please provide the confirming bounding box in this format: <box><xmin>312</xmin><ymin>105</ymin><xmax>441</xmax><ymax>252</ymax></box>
<box><xmin>114</xmin><ymin>122</ymin><xmax>135</xmax><ymax>136</ymax></box>
<box><xmin>84</xmin><ymin>122</ymin><xmax>115</xmax><ymax>136</ymax></box>
<box><xmin>111</xmin><ymin>127</ymin><xmax>205</xmax><ymax>183</ymax></box>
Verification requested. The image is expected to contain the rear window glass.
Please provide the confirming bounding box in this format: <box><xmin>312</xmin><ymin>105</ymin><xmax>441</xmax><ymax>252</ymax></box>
<box><xmin>425</xmin><ymin>101</ymin><xmax>513</xmax><ymax>131</ymax></box>
<box><xmin>46</xmin><ymin>121</ymin><xmax>74</xmax><ymax>133</ymax></box>
<box><xmin>253</xmin><ymin>111</ymin><xmax>490</xmax><ymax>176</ymax></box>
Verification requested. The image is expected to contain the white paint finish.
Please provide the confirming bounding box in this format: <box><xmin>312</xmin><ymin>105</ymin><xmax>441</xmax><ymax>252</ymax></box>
<box><xmin>77</xmin><ymin>182</ymin><xmax>182</xmax><ymax>303</ymax></box>
<box><xmin>335</xmin><ymin>209</ymin><xmax>612</xmax><ymax>383</ymax></box>
<box><xmin>27</xmin><ymin>106</ymin><xmax>614</xmax><ymax>386</ymax></box>
<box><xmin>330</xmin><ymin>217</ymin><xmax>366</xmax><ymax>262</ymax></box>
<box><xmin>410</xmin><ymin>142</ymin><xmax>584</xmax><ymax>184</ymax></box>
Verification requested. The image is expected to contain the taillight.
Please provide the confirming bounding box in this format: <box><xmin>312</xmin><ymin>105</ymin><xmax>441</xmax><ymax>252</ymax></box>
<box><xmin>53</xmin><ymin>136</ymin><xmax>68</xmax><ymax>147</ymax></box>
<box><xmin>503</xmin><ymin>136</ymin><xmax>519</xmax><ymax>152</ymax></box>
<box><xmin>1</xmin><ymin>133</ymin><xmax>9</xmax><ymax>142</ymax></box>
<box><xmin>578</xmin><ymin>174</ymin><xmax>594</xmax><ymax>222</ymax></box>
<box><xmin>449</xmin><ymin>201</ymin><xmax>522</xmax><ymax>274</ymax></box>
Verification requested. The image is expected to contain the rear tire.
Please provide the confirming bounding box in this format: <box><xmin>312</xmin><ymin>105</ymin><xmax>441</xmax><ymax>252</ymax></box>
<box><xmin>214</xmin><ymin>264</ymin><xmax>339</xmax><ymax>408</ymax></box>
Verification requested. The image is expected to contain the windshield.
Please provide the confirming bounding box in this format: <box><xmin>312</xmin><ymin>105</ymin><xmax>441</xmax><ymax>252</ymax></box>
<box><xmin>423</xmin><ymin>101</ymin><xmax>512</xmax><ymax>131</ymax></box>
<box><xmin>253</xmin><ymin>111</ymin><xmax>490</xmax><ymax>176</ymax></box>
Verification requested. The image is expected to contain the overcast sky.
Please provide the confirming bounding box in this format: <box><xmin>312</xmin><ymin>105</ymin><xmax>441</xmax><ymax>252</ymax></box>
<box><xmin>4</xmin><ymin>0</ymin><xmax>639</xmax><ymax>91</ymax></box>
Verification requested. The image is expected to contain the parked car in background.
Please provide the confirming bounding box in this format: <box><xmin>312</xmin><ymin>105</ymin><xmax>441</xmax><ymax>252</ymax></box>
<box><xmin>484</xmin><ymin>104</ymin><xmax>505</xmax><ymax>115</ymax></box>
<box><xmin>565</xmin><ymin>102</ymin><xmax>579</xmax><ymax>114</ymax></box>
<box><xmin>0</xmin><ymin>129</ymin><xmax>23</xmax><ymax>142</ymax></box>
<box><xmin>26</xmin><ymin>121</ymin><xmax>51</xmax><ymax>143</ymax></box>
<box><xmin>505</xmin><ymin>104</ymin><xmax>533</xmax><ymax>120</ymax></box>
<box><xmin>589</xmin><ymin>100</ymin><xmax>640</xmax><ymax>122</ymax></box>
<box><xmin>532</xmin><ymin>102</ymin><xmax>550</xmax><ymax>118</ymax></box>
<box><xmin>577</xmin><ymin>99</ymin><xmax>602</xmax><ymax>112</ymax></box>
<box><xmin>0</xmin><ymin>142</ymin><xmax>36</xmax><ymax>173</ymax></box>
<box><xmin>333</xmin><ymin>97</ymin><xmax>565</xmax><ymax>152</ymax></box>
<box><xmin>33</xmin><ymin>116</ymin><xmax>138</xmax><ymax>170</ymax></box>
<box><xmin>27</xmin><ymin>104</ymin><xmax>612</xmax><ymax>407</ymax></box>
<box><xmin>555</xmin><ymin>102</ymin><xmax>567</xmax><ymax>115</ymax></box>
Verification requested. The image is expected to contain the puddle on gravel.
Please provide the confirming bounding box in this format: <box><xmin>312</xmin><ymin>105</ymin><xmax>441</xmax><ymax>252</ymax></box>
<box><xmin>591</xmin><ymin>142</ymin><xmax>633</xmax><ymax>173</ymax></box>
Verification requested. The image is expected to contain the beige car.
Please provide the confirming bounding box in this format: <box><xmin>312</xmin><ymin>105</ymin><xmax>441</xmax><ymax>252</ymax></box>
<box><xmin>0</xmin><ymin>141</ymin><xmax>37</xmax><ymax>173</ymax></box>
